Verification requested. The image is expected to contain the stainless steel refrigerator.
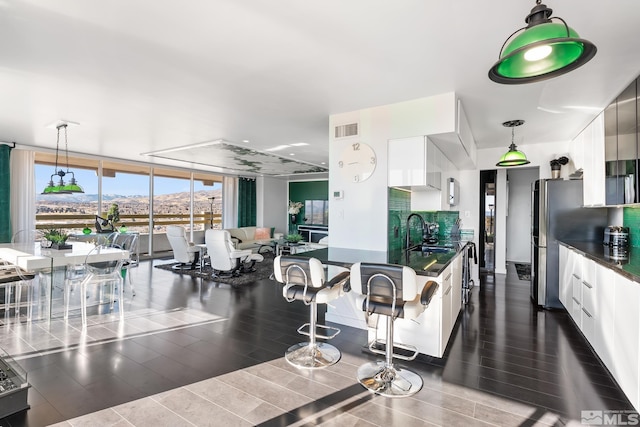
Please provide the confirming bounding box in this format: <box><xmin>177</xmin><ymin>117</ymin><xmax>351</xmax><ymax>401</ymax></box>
<box><xmin>531</xmin><ymin>179</ymin><xmax>607</xmax><ymax>309</ymax></box>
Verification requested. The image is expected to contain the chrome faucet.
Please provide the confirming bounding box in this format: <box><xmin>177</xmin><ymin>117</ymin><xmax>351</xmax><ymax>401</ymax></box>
<box><xmin>405</xmin><ymin>213</ymin><xmax>425</xmax><ymax>250</ymax></box>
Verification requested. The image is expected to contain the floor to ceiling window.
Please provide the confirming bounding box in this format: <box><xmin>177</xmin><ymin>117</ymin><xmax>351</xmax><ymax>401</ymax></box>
<box><xmin>34</xmin><ymin>153</ymin><xmax>223</xmax><ymax>255</ymax></box>
<box><xmin>101</xmin><ymin>161</ymin><xmax>150</xmax><ymax>234</ymax></box>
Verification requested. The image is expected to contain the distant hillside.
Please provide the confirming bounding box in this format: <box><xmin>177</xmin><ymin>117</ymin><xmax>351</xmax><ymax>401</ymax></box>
<box><xmin>36</xmin><ymin>189</ymin><xmax>222</xmax><ymax>204</ymax></box>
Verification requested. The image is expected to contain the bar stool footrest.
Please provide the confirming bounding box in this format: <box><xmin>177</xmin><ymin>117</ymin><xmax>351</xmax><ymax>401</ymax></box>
<box><xmin>297</xmin><ymin>323</ymin><xmax>340</xmax><ymax>340</ymax></box>
<box><xmin>368</xmin><ymin>339</ymin><xmax>419</xmax><ymax>361</ymax></box>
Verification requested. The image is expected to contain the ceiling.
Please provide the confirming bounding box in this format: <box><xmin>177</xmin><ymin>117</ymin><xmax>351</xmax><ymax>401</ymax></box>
<box><xmin>1</xmin><ymin>0</ymin><xmax>640</xmax><ymax>177</ymax></box>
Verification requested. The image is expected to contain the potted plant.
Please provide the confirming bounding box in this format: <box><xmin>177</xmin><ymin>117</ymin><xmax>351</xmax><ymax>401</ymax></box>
<box><xmin>43</xmin><ymin>228</ymin><xmax>72</xmax><ymax>250</ymax></box>
<box><xmin>550</xmin><ymin>156</ymin><xmax>569</xmax><ymax>179</ymax></box>
<box><xmin>285</xmin><ymin>233</ymin><xmax>303</xmax><ymax>245</ymax></box>
<box><xmin>107</xmin><ymin>203</ymin><xmax>120</xmax><ymax>226</ymax></box>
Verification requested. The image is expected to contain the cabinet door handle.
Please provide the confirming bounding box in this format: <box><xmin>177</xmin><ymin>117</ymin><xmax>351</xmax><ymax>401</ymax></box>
<box><xmin>572</xmin><ymin>273</ymin><xmax>580</xmax><ymax>280</ymax></box>
<box><xmin>582</xmin><ymin>280</ymin><xmax>592</xmax><ymax>289</ymax></box>
<box><xmin>582</xmin><ymin>307</ymin><xmax>592</xmax><ymax>318</ymax></box>
<box><xmin>444</xmin><ymin>285</ymin><xmax>452</xmax><ymax>296</ymax></box>
<box><xmin>445</xmin><ymin>273</ymin><xmax>452</xmax><ymax>281</ymax></box>
<box><xmin>572</xmin><ymin>296</ymin><xmax>581</xmax><ymax>305</ymax></box>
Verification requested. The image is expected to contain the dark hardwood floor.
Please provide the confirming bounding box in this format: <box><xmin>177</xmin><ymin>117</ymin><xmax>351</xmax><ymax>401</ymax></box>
<box><xmin>0</xmin><ymin>260</ymin><xmax>634</xmax><ymax>426</ymax></box>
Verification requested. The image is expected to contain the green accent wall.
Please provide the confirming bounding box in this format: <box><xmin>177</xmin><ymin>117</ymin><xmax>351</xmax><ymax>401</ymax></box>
<box><xmin>624</xmin><ymin>207</ymin><xmax>640</xmax><ymax>247</ymax></box>
<box><xmin>387</xmin><ymin>187</ymin><xmax>460</xmax><ymax>252</ymax></box>
<box><xmin>388</xmin><ymin>188</ymin><xmax>411</xmax><ymax>252</ymax></box>
<box><xmin>288</xmin><ymin>181</ymin><xmax>328</xmax><ymax>231</ymax></box>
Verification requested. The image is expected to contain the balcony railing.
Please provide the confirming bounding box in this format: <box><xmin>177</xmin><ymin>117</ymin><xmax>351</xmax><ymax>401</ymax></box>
<box><xmin>36</xmin><ymin>212</ymin><xmax>222</xmax><ymax>231</ymax></box>
<box><xmin>35</xmin><ymin>213</ymin><xmax>222</xmax><ymax>257</ymax></box>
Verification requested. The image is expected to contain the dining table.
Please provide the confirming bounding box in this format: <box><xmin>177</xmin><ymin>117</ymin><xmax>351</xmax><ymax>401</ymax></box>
<box><xmin>0</xmin><ymin>241</ymin><xmax>129</xmax><ymax>320</ymax></box>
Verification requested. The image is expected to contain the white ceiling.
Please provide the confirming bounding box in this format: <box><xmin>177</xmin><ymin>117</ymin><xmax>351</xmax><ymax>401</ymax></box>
<box><xmin>1</xmin><ymin>0</ymin><xmax>640</xmax><ymax>176</ymax></box>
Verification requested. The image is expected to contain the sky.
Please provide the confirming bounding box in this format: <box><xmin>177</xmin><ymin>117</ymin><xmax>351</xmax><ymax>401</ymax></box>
<box><xmin>36</xmin><ymin>164</ymin><xmax>221</xmax><ymax>196</ymax></box>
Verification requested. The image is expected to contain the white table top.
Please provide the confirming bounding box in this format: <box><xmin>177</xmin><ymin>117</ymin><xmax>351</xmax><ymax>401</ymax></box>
<box><xmin>0</xmin><ymin>242</ymin><xmax>129</xmax><ymax>271</ymax></box>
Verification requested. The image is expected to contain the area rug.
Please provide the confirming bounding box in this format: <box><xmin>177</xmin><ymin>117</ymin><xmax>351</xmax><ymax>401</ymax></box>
<box><xmin>514</xmin><ymin>263</ymin><xmax>531</xmax><ymax>281</ymax></box>
<box><xmin>154</xmin><ymin>252</ymin><xmax>275</xmax><ymax>286</ymax></box>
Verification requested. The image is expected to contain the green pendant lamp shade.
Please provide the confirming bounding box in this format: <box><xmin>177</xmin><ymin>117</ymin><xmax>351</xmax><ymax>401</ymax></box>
<box><xmin>41</xmin><ymin>123</ymin><xmax>84</xmax><ymax>195</ymax></box>
<box><xmin>489</xmin><ymin>0</ymin><xmax>596</xmax><ymax>84</ymax></box>
<box><xmin>496</xmin><ymin>120</ymin><xmax>530</xmax><ymax>167</ymax></box>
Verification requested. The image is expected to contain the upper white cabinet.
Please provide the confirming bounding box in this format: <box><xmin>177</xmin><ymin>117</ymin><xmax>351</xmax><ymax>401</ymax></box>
<box><xmin>388</xmin><ymin>136</ymin><xmax>442</xmax><ymax>190</ymax></box>
<box><xmin>584</xmin><ymin>113</ymin><xmax>606</xmax><ymax>206</ymax></box>
<box><xmin>429</xmin><ymin>99</ymin><xmax>477</xmax><ymax>170</ymax></box>
<box><xmin>571</xmin><ymin>112</ymin><xmax>606</xmax><ymax>206</ymax></box>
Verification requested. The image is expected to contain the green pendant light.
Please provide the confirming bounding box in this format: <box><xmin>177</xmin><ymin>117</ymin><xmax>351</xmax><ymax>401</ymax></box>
<box><xmin>41</xmin><ymin>123</ymin><xmax>84</xmax><ymax>195</ymax></box>
<box><xmin>496</xmin><ymin>120</ymin><xmax>530</xmax><ymax>167</ymax></box>
<box><xmin>488</xmin><ymin>0</ymin><xmax>596</xmax><ymax>84</ymax></box>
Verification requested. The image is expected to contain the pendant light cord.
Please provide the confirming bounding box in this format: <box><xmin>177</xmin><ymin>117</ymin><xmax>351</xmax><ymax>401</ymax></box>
<box><xmin>54</xmin><ymin>125</ymin><xmax>62</xmax><ymax>173</ymax></box>
<box><xmin>63</xmin><ymin>124</ymin><xmax>70</xmax><ymax>173</ymax></box>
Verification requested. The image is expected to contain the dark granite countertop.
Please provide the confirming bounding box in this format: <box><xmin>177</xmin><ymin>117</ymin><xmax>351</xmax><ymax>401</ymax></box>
<box><xmin>297</xmin><ymin>239</ymin><xmax>472</xmax><ymax>277</ymax></box>
<box><xmin>559</xmin><ymin>240</ymin><xmax>640</xmax><ymax>283</ymax></box>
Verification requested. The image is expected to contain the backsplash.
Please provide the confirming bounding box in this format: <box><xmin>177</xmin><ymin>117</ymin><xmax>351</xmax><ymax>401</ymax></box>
<box><xmin>623</xmin><ymin>207</ymin><xmax>640</xmax><ymax>247</ymax></box>
<box><xmin>387</xmin><ymin>187</ymin><xmax>460</xmax><ymax>252</ymax></box>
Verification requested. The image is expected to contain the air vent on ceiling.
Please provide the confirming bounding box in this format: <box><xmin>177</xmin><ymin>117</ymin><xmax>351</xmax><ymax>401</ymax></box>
<box><xmin>334</xmin><ymin>123</ymin><xmax>358</xmax><ymax>139</ymax></box>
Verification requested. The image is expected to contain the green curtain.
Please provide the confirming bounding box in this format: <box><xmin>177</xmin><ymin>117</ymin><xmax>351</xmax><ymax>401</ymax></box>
<box><xmin>237</xmin><ymin>177</ymin><xmax>256</xmax><ymax>227</ymax></box>
<box><xmin>0</xmin><ymin>145</ymin><xmax>11</xmax><ymax>243</ymax></box>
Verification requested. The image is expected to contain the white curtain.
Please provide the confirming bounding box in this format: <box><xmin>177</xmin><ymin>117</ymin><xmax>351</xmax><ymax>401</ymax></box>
<box><xmin>10</xmin><ymin>149</ymin><xmax>36</xmax><ymax>239</ymax></box>
<box><xmin>222</xmin><ymin>176</ymin><xmax>237</xmax><ymax>229</ymax></box>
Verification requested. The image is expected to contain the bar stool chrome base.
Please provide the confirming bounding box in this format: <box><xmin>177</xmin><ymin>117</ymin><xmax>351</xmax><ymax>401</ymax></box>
<box><xmin>285</xmin><ymin>342</ymin><xmax>341</xmax><ymax>369</ymax></box>
<box><xmin>357</xmin><ymin>361</ymin><xmax>423</xmax><ymax>397</ymax></box>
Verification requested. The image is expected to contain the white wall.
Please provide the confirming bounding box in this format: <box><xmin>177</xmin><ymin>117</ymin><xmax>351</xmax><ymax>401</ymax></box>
<box><xmin>506</xmin><ymin>167</ymin><xmax>539</xmax><ymax>264</ymax></box>
<box><xmin>257</xmin><ymin>176</ymin><xmax>288</xmax><ymax>235</ymax></box>
<box><xmin>329</xmin><ymin>93</ymin><xmax>458</xmax><ymax>251</ymax></box>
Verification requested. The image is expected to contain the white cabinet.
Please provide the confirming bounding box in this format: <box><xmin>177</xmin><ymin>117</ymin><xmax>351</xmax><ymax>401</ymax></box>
<box><xmin>387</xmin><ymin>251</ymin><xmax>465</xmax><ymax>358</ymax></box>
<box><xmin>451</xmin><ymin>254</ymin><xmax>462</xmax><ymax>321</ymax></box>
<box><xmin>559</xmin><ymin>245</ymin><xmax>572</xmax><ymax>308</ymax></box>
<box><xmin>569</xmin><ymin>249</ymin><xmax>583</xmax><ymax>326</ymax></box>
<box><xmin>582</xmin><ymin>113</ymin><xmax>606</xmax><ymax>206</ymax></box>
<box><xmin>594</xmin><ymin>263</ymin><xmax>614</xmax><ymax>370</ymax></box>
<box><xmin>580</xmin><ymin>258</ymin><xmax>596</xmax><ymax>344</ymax></box>
<box><xmin>612</xmin><ymin>274</ymin><xmax>640</xmax><ymax>410</ymax></box>
<box><xmin>388</xmin><ymin>136</ymin><xmax>442</xmax><ymax>190</ymax></box>
<box><xmin>562</xmin><ymin>244</ymin><xmax>640</xmax><ymax>412</ymax></box>
<box><xmin>439</xmin><ymin>264</ymin><xmax>453</xmax><ymax>351</ymax></box>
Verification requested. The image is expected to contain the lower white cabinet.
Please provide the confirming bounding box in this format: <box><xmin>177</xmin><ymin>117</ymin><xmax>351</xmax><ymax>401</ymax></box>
<box><xmin>612</xmin><ymin>274</ymin><xmax>640</xmax><ymax>410</ymax></box>
<box><xmin>559</xmin><ymin>243</ymin><xmax>640</xmax><ymax>411</ymax></box>
<box><xmin>439</xmin><ymin>264</ymin><xmax>454</xmax><ymax>351</ymax></box>
<box><xmin>383</xmin><ymin>251</ymin><xmax>464</xmax><ymax>358</ymax></box>
<box><xmin>580</xmin><ymin>258</ymin><xmax>596</xmax><ymax>344</ymax></box>
<box><xmin>570</xmin><ymin>250</ymin><xmax>583</xmax><ymax>327</ymax></box>
<box><xmin>559</xmin><ymin>245</ymin><xmax>571</xmax><ymax>307</ymax></box>
<box><xmin>594</xmin><ymin>264</ymin><xmax>615</xmax><ymax>370</ymax></box>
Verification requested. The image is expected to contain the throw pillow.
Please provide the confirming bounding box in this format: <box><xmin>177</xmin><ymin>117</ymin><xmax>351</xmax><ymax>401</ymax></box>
<box><xmin>255</xmin><ymin>227</ymin><xmax>271</xmax><ymax>240</ymax></box>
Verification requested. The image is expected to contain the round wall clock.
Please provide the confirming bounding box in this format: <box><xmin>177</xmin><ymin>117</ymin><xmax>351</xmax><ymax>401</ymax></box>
<box><xmin>338</xmin><ymin>142</ymin><xmax>376</xmax><ymax>183</ymax></box>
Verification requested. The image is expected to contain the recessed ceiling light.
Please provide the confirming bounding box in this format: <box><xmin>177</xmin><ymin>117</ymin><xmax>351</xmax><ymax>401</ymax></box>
<box><xmin>290</xmin><ymin>142</ymin><xmax>308</xmax><ymax>147</ymax></box>
<box><xmin>265</xmin><ymin>145</ymin><xmax>289</xmax><ymax>152</ymax></box>
<box><xmin>321</xmin><ymin>162</ymin><xmax>326</xmax><ymax>165</ymax></box>
<box><xmin>242</xmin><ymin>140</ymin><xmax>249</xmax><ymax>143</ymax></box>
<box><xmin>289</xmin><ymin>153</ymin><xmax>295</xmax><ymax>156</ymax></box>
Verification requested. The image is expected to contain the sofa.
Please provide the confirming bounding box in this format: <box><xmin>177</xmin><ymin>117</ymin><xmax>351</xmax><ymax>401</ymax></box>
<box><xmin>226</xmin><ymin>226</ymin><xmax>283</xmax><ymax>251</ymax></box>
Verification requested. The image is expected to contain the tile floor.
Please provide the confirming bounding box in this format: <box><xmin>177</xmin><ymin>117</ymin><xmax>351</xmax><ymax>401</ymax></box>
<box><xmin>0</xmin><ymin>259</ymin><xmax>635</xmax><ymax>426</ymax></box>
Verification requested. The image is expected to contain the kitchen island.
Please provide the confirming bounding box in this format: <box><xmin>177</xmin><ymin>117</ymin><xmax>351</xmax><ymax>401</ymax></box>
<box><xmin>296</xmin><ymin>240</ymin><xmax>472</xmax><ymax>358</ymax></box>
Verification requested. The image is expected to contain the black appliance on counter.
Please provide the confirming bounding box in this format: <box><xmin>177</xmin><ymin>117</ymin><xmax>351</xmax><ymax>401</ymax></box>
<box><xmin>604</xmin><ymin>225</ymin><xmax>629</xmax><ymax>248</ymax></box>
<box><xmin>531</xmin><ymin>179</ymin><xmax>608</xmax><ymax>309</ymax></box>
